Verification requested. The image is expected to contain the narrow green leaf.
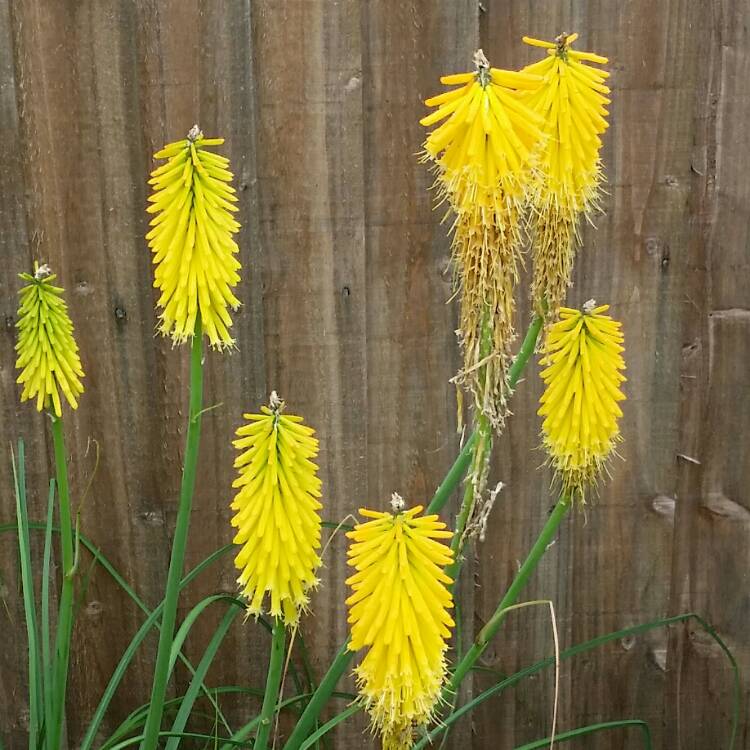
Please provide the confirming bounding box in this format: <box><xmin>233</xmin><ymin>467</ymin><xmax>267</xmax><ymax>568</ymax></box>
<box><xmin>299</xmin><ymin>704</ymin><xmax>359</xmax><ymax>750</ymax></box>
<box><xmin>220</xmin><ymin>692</ymin><xmax>357</xmax><ymax>750</ymax></box>
<box><xmin>12</xmin><ymin>439</ymin><xmax>42</xmax><ymax>748</ymax></box>
<box><xmin>414</xmin><ymin>613</ymin><xmax>740</xmax><ymax>749</ymax></box>
<box><xmin>168</xmin><ymin>595</ymin><xmax>244</xmax><ymax>678</ymax></box>
<box><xmin>107</xmin><ymin>731</ymin><xmax>254</xmax><ymax>749</ymax></box>
<box><xmin>102</xmin><ymin>687</ymin><xmax>266</xmax><ymax>750</ymax></box>
<box><xmin>165</xmin><ymin>605</ymin><xmax>242</xmax><ymax>749</ymax></box>
<box><xmin>40</xmin><ymin>479</ymin><xmax>56</xmax><ymax>741</ymax></box>
<box><xmin>513</xmin><ymin>719</ymin><xmax>653</xmax><ymax>749</ymax></box>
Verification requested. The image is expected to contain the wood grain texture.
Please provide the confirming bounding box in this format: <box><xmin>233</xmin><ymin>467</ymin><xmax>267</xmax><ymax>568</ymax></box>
<box><xmin>0</xmin><ymin>1</ymin><xmax>747</xmax><ymax>748</ymax></box>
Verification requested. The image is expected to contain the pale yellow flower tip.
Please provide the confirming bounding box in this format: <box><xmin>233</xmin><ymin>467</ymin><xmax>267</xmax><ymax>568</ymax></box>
<box><xmin>147</xmin><ymin>125</ymin><xmax>241</xmax><ymax>350</ymax></box>
<box><xmin>230</xmin><ymin>393</ymin><xmax>322</xmax><ymax>626</ymax></box>
<box><xmin>538</xmin><ymin>303</ymin><xmax>626</xmax><ymax>501</ymax></box>
<box><xmin>522</xmin><ymin>34</ymin><xmax>611</xmax><ymax>314</ymax></box>
<box><xmin>421</xmin><ymin>49</ymin><xmax>545</xmax><ymax>209</ymax></box>
<box><xmin>15</xmin><ymin>263</ymin><xmax>85</xmax><ymax>418</ymax></box>
<box><xmin>346</xmin><ymin>497</ymin><xmax>455</xmax><ymax>749</ymax></box>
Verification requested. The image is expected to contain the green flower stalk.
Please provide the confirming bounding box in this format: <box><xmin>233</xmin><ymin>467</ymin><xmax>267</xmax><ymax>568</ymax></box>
<box><xmin>143</xmin><ymin>125</ymin><xmax>241</xmax><ymax>750</ymax></box>
<box><xmin>15</xmin><ymin>262</ymin><xmax>83</xmax><ymax>750</ymax></box>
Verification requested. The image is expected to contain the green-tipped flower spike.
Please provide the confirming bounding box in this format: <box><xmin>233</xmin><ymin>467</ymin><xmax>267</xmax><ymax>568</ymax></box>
<box><xmin>147</xmin><ymin>124</ymin><xmax>241</xmax><ymax>349</ymax></box>
<box><xmin>15</xmin><ymin>263</ymin><xmax>85</xmax><ymax>417</ymax></box>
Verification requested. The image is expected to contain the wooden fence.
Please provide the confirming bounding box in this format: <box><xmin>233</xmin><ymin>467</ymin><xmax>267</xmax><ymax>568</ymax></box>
<box><xmin>1</xmin><ymin>1</ymin><xmax>748</xmax><ymax>748</ymax></box>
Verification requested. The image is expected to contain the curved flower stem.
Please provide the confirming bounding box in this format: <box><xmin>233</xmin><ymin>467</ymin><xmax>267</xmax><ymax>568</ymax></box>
<box><xmin>256</xmin><ymin>617</ymin><xmax>287</xmax><ymax>750</ymax></box>
<box><xmin>445</xmin><ymin>413</ymin><xmax>490</xmax><ymax>588</ymax></box>
<box><xmin>445</xmin><ymin>312</ymin><xmax>545</xmax><ymax>583</ymax></box>
<box><xmin>446</xmin><ymin>492</ymin><xmax>571</xmax><ymax>697</ymax></box>
<box><xmin>507</xmin><ymin>311</ymin><xmax>545</xmax><ymax>388</ymax></box>
<box><xmin>142</xmin><ymin>318</ymin><xmax>205</xmax><ymax>750</ymax></box>
<box><xmin>49</xmin><ymin>414</ymin><xmax>75</xmax><ymax>750</ymax></box>
<box><xmin>427</xmin><ymin>312</ymin><xmax>544</xmax><ymax>520</ymax></box>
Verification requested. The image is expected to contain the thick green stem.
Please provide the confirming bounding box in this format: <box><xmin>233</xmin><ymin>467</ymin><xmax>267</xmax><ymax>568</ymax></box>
<box><xmin>445</xmin><ymin>414</ymin><xmax>490</xmax><ymax>586</ymax></box>
<box><xmin>142</xmin><ymin>319</ymin><xmax>204</xmax><ymax>750</ymax></box>
<box><xmin>427</xmin><ymin>313</ymin><xmax>544</xmax><ymax>519</ymax></box>
<box><xmin>256</xmin><ymin>617</ymin><xmax>287</xmax><ymax>750</ymax></box>
<box><xmin>282</xmin><ymin>640</ymin><xmax>353</xmax><ymax>750</ymax></box>
<box><xmin>445</xmin><ymin>312</ymin><xmax>544</xmax><ymax>582</ymax></box>
<box><xmin>446</xmin><ymin>493</ymin><xmax>571</xmax><ymax>697</ymax></box>
<box><xmin>426</xmin><ymin>432</ymin><xmax>478</xmax><ymax>515</ymax></box>
<box><xmin>49</xmin><ymin>415</ymin><xmax>75</xmax><ymax>750</ymax></box>
<box><xmin>507</xmin><ymin>312</ymin><xmax>544</xmax><ymax>388</ymax></box>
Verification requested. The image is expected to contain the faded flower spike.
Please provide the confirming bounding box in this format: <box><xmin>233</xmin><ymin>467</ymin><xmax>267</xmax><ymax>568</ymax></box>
<box><xmin>538</xmin><ymin>303</ymin><xmax>625</xmax><ymax>500</ymax></box>
<box><xmin>346</xmin><ymin>497</ymin><xmax>455</xmax><ymax>750</ymax></box>
<box><xmin>230</xmin><ymin>393</ymin><xmax>322</xmax><ymax>626</ymax></box>
<box><xmin>521</xmin><ymin>34</ymin><xmax>611</xmax><ymax>315</ymax></box>
<box><xmin>15</xmin><ymin>264</ymin><xmax>85</xmax><ymax>417</ymax></box>
<box><xmin>421</xmin><ymin>50</ymin><xmax>545</xmax><ymax>427</ymax></box>
<box><xmin>147</xmin><ymin>125</ymin><xmax>241</xmax><ymax>349</ymax></box>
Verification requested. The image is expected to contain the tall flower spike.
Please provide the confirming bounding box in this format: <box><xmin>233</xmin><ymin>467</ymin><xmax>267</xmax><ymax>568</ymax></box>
<box><xmin>421</xmin><ymin>50</ymin><xmax>545</xmax><ymax>427</ymax></box>
<box><xmin>538</xmin><ymin>302</ymin><xmax>625</xmax><ymax>501</ymax></box>
<box><xmin>147</xmin><ymin>125</ymin><xmax>241</xmax><ymax>349</ymax></box>
<box><xmin>521</xmin><ymin>34</ymin><xmax>611</xmax><ymax>315</ymax></box>
<box><xmin>15</xmin><ymin>263</ymin><xmax>85</xmax><ymax>417</ymax></box>
<box><xmin>346</xmin><ymin>497</ymin><xmax>455</xmax><ymax>750</ymax></box>
<box><xmin>230</xmin><ymin>393</ymin><xmax>323</xmax><ymax>626</ymax></box>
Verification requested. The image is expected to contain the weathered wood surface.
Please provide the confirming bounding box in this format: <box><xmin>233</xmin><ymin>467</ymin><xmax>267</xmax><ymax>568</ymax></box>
<box><xmin>0</xmin><ymin>1</ymin><xmax>747</xmax><ymax>748</ymax></box>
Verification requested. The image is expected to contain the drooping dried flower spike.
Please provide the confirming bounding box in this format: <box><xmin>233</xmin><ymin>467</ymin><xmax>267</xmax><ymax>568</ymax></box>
<box><xmin>346</xmin><ymin>496</ymin><xmax>455</xmax><ymax>750</ymax></box>
<box><xmin>231</xmin><ymin>392</ymin><xmax>322</xmax><ymax>626</ymax></box>
<box><xmin>421</xmin><ymin>50</ymin><xmax>545</xmax><ymax>427</ymax></box>
<box><xmin>15</xmin><ymin>263</ymin><xmax>85</xmax><ymax>417</ymax></box>
<box><xmin>147</xmin><ymin>125</ymin><xmax>241</xmax><ymax>349</ymax></box>
<box><xmin>538</xmin><ymin>302</ymin><xmax>625</xmax><ymax>501</ymax></box>
<box><xmin>521</xmin><ymin>34</ymin><xmax>611</xmax><ymax>315</ymax></box>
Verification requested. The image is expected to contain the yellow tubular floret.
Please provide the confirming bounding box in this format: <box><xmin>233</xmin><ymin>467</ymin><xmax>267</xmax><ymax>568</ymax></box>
<box><xmin>420</xmin><ymin>50</ymin><xmax>546</xmax><ymax>428</ymax></box>
<box><xmin>15</xmin><ymin>264</ymin><xmax>85</xmax><ymax>417</ymax></box>
<box><xmin>538</xmin><ymin>303</ymin><xmax>626</xmax><ymax>501</ymax></box>
<box><xmin>230</xmin><ymin>394</ymin><xmax>322</xmax><ymax>626</ymax></box>
<box><xmin>147</xmin><ymin>126</ymin><xmax>241</xmax><ymax>349</ymax></box>
<box><xmin>521</xmin><ymin>34</ymin><xmax>611</xmax><ymax>315</ymax></box>
<box><xmin>346</xmin><ymin>499</ymin><xmax>455</xmax><ymax>750</ymax></box>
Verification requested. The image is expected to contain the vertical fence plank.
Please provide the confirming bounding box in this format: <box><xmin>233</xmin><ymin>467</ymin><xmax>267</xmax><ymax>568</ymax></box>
<box><xmin>248</xmin><ymin>0</ymin><xmax>368</xmax><ymax>744</ymax></box>
<box><xmin>668</xmin><ymin>0</ymin><xmax>750</xmax><ymax>747</ymax></box>
<box><xmin>0</xmin><ymin>1</ymin><xmax>53</xmax><ymax>745</ymax></box>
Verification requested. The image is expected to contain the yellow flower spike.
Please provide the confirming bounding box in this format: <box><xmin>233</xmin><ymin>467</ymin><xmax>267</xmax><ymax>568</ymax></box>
<box><xmin>15</xmin><ymin>263</ymin><xmax>85</xmax><ymax>417</ymax></box>
<box><xmin>230</xmin><ymin>392</ymin><xmax>323</xmax><ymax>626</ymax></box>
<box><xmin>147</xmin><ymin>124</ymin><xmax>241</xmax><ymax>349</ymax></box>
<box><xmin>521</xmin><ymin>34</ymin><xmax>611</xmax><ymax>314</ymax></box>
<box><xmin>346</xmin><ymin>494</ymin><xmax>455</xmax><ymax>750</ymax></box>
<box><xmin>421</xmin><ymin>50</ymin><xmax>546</xmax><ymax>428</ymax></box>
<box><xmin>538</xmin><ymin>301</ymin><xmax>626</xmax><ymax>501</ymax></box>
